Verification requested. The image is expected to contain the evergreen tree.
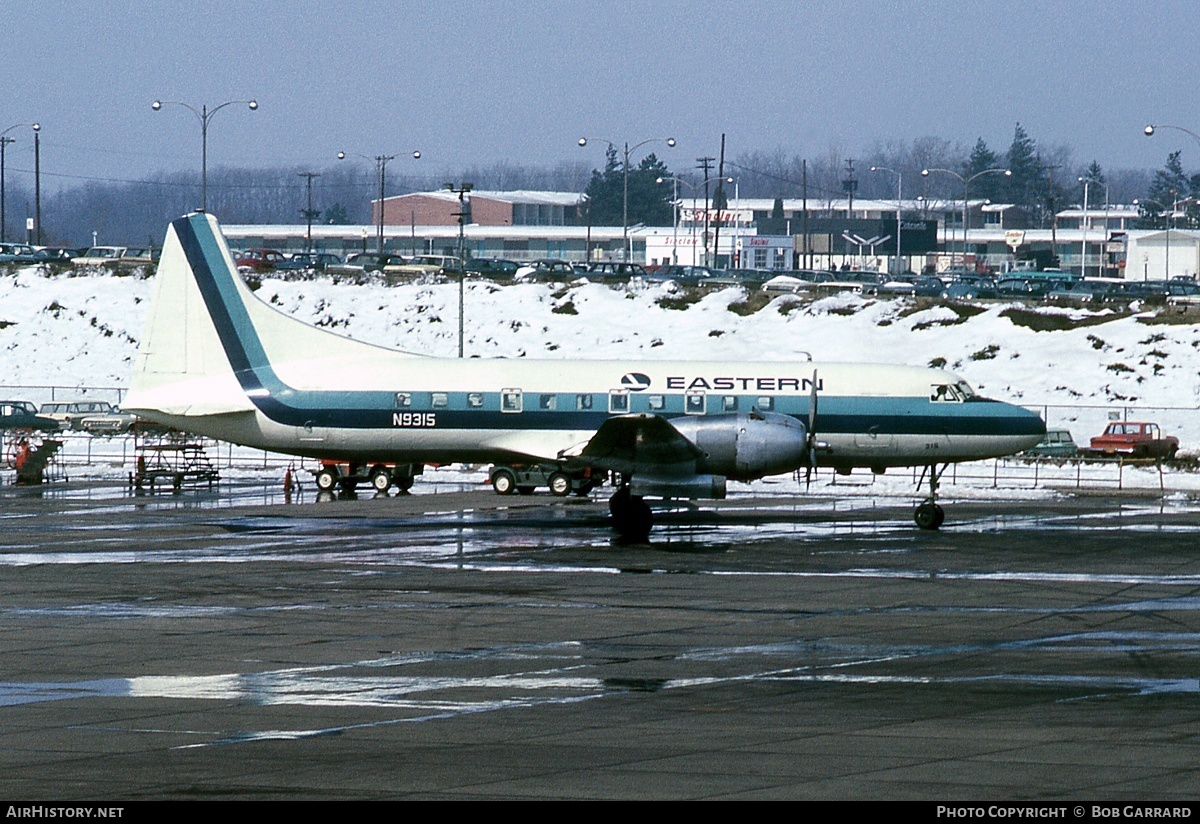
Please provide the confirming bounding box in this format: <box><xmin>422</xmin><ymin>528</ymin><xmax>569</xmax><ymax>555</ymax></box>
<box><xmin>962</xmin><ymin>138</ymin><xmax>1004</xmax><ymax>201</ymax></box>
<box><xmin>582</xmin><ymin>147</ymin><xmax>674</xmax><ymax>227</ymax></box>
<box><xmin>1004</xmin><ymin>123</ymin><xmax>1039</xmax><ymax>206</ymax></box>
<box><xmin>1144</xmin><ymin>151</ymin><xmax>1189</xmax><ymax>228</ymax></box>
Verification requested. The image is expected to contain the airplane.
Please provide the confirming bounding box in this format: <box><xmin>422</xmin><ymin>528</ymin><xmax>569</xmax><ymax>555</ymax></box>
<box><xmin>123</xmin><ymin>212</ymin><xmax>1046</xmax><ymax>537</ymax></box>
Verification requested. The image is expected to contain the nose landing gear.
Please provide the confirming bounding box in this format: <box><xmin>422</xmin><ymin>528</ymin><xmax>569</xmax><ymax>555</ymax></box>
<box><xmin>914</xmin><ymin>463</ymin><xmax>946</xmax><ymax>530</ymax></box>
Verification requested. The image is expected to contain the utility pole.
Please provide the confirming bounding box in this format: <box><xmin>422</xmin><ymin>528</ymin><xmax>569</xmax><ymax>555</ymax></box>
<box><xmin>0</xmin><ymin>134</ymin><xmax>13</xmax><ymax>243</ymax></box>
<box><xmin>445</xmin><ymin>182</ymin><xmax>473</xmax><ymax>358</ymax></box>
<box><xmin>843</xmin><ymin>158</ymin><xmax>857</xmax><ymax>218</ymax></box>
<box><xmin>712</xmin><ymin>136</ymin><xmax>727</xmax><ymax>269</ymax></box>
<box><xmin>802</xmin><ymin>159</ymin><xmax>809</xmax><ymax>269</ymax></box>
<box><xmin>297</xmin><ymin>172</ymin><xmax>321</xmax><ymax>253</ymax></box>
<box><xmin>1040</xmin><ymin>160</ymin><xmax>1062</xmax><ymax>266</ymax></box>
<box><xmin>33</xmin><ymin>124</ymin><xmax>41</xmax><ymax>245</ymax></box>
<box><xmin>697</xmin><ymin>156</ymin><xmax>715</xmax><ymax>266</ymax></box>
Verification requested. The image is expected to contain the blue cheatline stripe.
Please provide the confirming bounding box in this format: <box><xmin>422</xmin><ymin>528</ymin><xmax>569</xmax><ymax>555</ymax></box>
<box><xmin>174</xmin><ymin>213</ymin><xmax>1043</xmax><ymax>438</ymax></box>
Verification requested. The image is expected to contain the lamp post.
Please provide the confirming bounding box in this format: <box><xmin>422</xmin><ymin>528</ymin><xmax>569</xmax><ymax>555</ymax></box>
<box><xmin>870</xmin><ymin>166</ymin><xmax>903</xmax><ymax>274</ymax></box>
<box><xmin>298</xmin><ymin>171</ymin><xmax>320</xmax><ymax>253</ymax></box>
<box><xmin>338</xmin><ymin>149</ymin><xmax>421</xmax><ymax>254</ymax></box>
<box><xmin>445</xmin><ymin>182</ymin><xmax>473</xmax><ymax>358</ymax></box>
<box><xmin>657</xmin><ymin>175</ymin><xmax>730</xmax><ymax>265</ymax></box>
<box><xmin>32</xmin><ymin>123</ymin><xmax>41</xmax><ymax>245</ymax></box>
<box><xmin>1077</xmin><ymin>176</ymin><xmax>1110</xmax><ymax>278</ymax></box>
<box><xmin>152</xmin><ymin>98</ymin><xmax>258</xmax><ymax>212</ymax></box>
<box><xmin>578</xmin><ymin>135</ymin><xmax>676</xmax><ymax>262</ymax></box>
<box><xmin>921</xmin><ymin>167</ymin><xmax>1011</xmax><ymax>270</ymax></box>
<box><xmin>0</xmin><ymin>123</ymin><xmax>33</xmax><ymax>242</ymax></box>
<box><xmin>1144</xmin><ymin>123</ymin><xmax>1200</xmax><ymax>153</ymax></box>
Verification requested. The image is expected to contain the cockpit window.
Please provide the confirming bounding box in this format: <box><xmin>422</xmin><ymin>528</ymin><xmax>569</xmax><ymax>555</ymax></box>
<box><xmin>931</xmin><ymin>384</ymin><xmax>963</xmax><ymax>403</ymax></box>
<box><xmin>954</xmin><ymin>381</ymin><xmax>976</xmax><ymax>399</ymax></box>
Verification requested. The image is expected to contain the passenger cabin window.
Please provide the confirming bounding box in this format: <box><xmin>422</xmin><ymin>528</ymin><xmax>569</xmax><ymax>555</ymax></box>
<box><xmin>467</xmin><ymin>392</ymin><xmax>484</xmax><ymax>408</ymax></box>
<box><xmin>609</xmin><ymin>390</ymin><xmax>629</xmax><ymax>413</ymax></box>
<box><xmin>756</xmin><ymin>396</ymin><xmax>774</xmax><ymax>411</ymax></box>
<box><xmin>686</xmin><ymin>390</ymin><xmax>706</xmax><ymax>415</ymax></box>
<box><xmin>722</xmin><ymin>395</ymin><xmax>738</xmax><ymax>411</ymax></box>
<box><xmin>647</xmin><ymin>394</ymin><xmax>666</xmax><ymax>411</ymax></box>
<box><xmin>576</xmin><ymin>394</ymin><xmax>593</xmax><ymax>410</ymax></box>
<box><xmin>539</xmin><ymin>393</ymin><xmax>556</xmax><ymax>410</ymax></box>
<box><xmin>394</xmin><ymin>392</ymin><xmax>412</xmax><ymax>408</ymax></box>
<box><xmin>501</xmin><ymin>389</ymin><xmax>523</xmax><ymax>413</ymax></box>
<box><xmin>431</xmin><ymin>392</ymin><xmax>448</xmax><ymax>408</ymax></box>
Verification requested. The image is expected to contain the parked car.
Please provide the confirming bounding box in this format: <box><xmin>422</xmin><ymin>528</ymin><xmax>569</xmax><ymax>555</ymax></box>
<box><xmin>0</xmin><ymin>243</ymin><xmax>38</xmax><ymax>264</ymax></box>
<box><xmin>1083</xmin><ymin>421</ymin><xmax>1179</xmax><ymax>459</ymax></box>
<box><xmin>1022</xmin><ymin>429</ymin><xmax>1078</xmax><ymax>458</ymax></box>
<box><xmin>0</xmin><ymin>401</ymin><xmax>59</xmax><ymax>432</ymax></box>
<box><xmin>275</xmin><ymin>252</ymin><xmax>342</xmax><ymax>273</ymax></box>
<box><xmin>643</xmin><ymin>264</ymin><xmax>722</xmax><ymax>287</ymax></box>
<box><xmin>583</xmin><ymin>262</ymin><xmax>648</xmax><ymax>282</ymax></box>
<box><xmin>71</xmin><ymin>247</ymin><xmax>127</xmax><ymax>269</ymax></box>
<box><xmin>996</xmin><ymin>278</ymin><xmax>1051</xmax><ymax>299</ymax></box>
<box><xmin>31</xmin><ymin>247</ymin><xmax>83</xmax><ymax>266</ymax></box>
<box><xmin>515</xmin><ymin>259</ymin><xmax>577</xmax><ymax>281</ymax></box>
<box><xmin>912</xmin><ymin>275</ymin><xmax>946</xmax><ymax>297</ymax></box>
<box><xmin>385</xmin><ymin>254</ymin><xmax>464</xmax><ymax>278</ymax></box>
<box><xmin>1047</xmin><ymin>279</ymin><xmax>1122</xmax><ymax>303</ymax></box>
<box><xmin>941</xmin><ymin>278</ymin><xmax>998</xmax><ymax>300</ymax></box>
<box><xmin>235</xmin><ymin>249</ymin><xmax>286</xmax><ymax>274</ymax></box>
<box><xmin>1166</xmin><ymin>281</ymin><xmax>1200</xmax><ymax>306</ymax></box>
<box><xmin>39</xmin><ymin>401</ymin><xmax>124</xmax><ymax>431</ymax></box>
<box><xmin>78</xmin><ymin>405</ymin><xmax>139</xmax><ymax>435</ymax></box>
<box><xmin>326</xmin><ymin>253</ymin><xmax>407</xmax><ymax>276</ymax></box>
<box><xmin>465</xmin><ymin>258</ymin><xmax>520</xmax><ymax>279</ymax></box>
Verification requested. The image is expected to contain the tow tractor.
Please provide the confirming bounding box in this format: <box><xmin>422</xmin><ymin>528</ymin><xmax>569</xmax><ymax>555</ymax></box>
<box><xmin>489</xmin><ymin>463</ymin><xmax>604</xmax><ymax>497</ymax></box>
<box><xmin>312</xmin><ymin>461</ymin><xmax>423</xmax><ymax>493</ymax></box>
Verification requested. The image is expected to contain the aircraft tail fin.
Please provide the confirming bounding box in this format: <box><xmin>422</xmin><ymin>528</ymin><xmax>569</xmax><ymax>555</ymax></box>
<box><xmin>125</xmin><ymin>212</ymin><xmax>404</xmax><ymax>419</ymax></box>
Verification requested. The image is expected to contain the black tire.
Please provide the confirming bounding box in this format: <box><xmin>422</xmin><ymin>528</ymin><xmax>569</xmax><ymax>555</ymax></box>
<box><xmin>394</xmin><ymin>474</ymin><xmax>414</xmax><ymax>492</ymax></box>
<box><xmin>612</xmin><ymin>493</ymin><xmax>653</xmax><ymax>540</ymax></box>
<box><xmin>548</xmin><ymin>472</ymin><xmax>572</xmax><ymax>497</ymax></box>
<box><xmin>915</xmin><ymin>502</ymin><xmax>943</xmax><ymax>530</ymax></box>
<box><xmin>492</xmin><ymin>468</ymin><xmax>516</xmax><ymax>495</ymax></box>
<box><xmin>315</xmin><ymin>468</ymin><xmax>338</xmax><ymax>491</ymax></box>
<box><xmin>370</xmin><ymin>468</ymin><xmax>391</xmax><ymax>492</ymax></box>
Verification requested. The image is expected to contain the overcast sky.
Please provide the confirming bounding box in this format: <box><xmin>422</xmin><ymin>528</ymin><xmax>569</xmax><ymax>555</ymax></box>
<box><xmin>3</xmin><ymin>0</ymin><xmax>1199</xmax><ymax>191</ymax></box>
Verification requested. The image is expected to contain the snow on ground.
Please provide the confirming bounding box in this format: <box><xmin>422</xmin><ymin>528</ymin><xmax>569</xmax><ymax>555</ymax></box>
<box><xmin>3</xmin><ymin>265</ymin><xmax>1200</xmax><ymax>448</ymax></box>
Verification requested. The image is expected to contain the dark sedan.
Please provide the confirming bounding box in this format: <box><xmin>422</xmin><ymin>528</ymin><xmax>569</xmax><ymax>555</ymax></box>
<box><xmin>0</xmin><ymin>401</ymin><xmax>59</xmax><ymax>432</ymax></box>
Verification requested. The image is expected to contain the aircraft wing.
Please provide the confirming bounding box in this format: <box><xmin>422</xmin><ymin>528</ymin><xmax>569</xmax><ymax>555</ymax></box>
<box><xmin>569</xmin><ymin>413</ymin><xmax>702</xmax><ymax>475</ymax></box>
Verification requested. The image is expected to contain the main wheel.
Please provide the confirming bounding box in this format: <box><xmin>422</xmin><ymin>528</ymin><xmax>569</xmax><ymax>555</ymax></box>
<box><xmin>548</xmin><ymin>472</ymin><xmax>572</xmax><ymax>497</ymax></box>
<box><xmin>492</xmin><ymin>468</ymin><xmax>516</xmax><ymax>495</ymax></box>
<box><xmin>914</xmin><ymin>502</ymin><xmax>944</xmax><ymax>530</ymax></box>
<box><xmin>315</xmin><ymin>468</ymin><xmax>338</xmax><ymax>491</ymax></box>
<box><xmin>394</xmin><ymin>474</ymin><xmax>415</xmax><ymax>492</ymax></box>
<box><xmin>612</xmin><ymin>493</ymin><xmax>653</xmax><ymax>540</ymax></box>
<box><xmin>370</xmin><ymin>468</ymin><xmax>391</xmax><ymax>492</ymax></box>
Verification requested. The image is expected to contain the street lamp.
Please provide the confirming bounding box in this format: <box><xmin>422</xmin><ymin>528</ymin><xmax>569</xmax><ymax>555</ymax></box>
<box><xmin>338</xmin><ymin>149</ymin><xmax>421</xmax><ymax>254</ymax></box>
<box><xmin>870</xmin><ymin>166</ymin><xmax>903</xmax><ymax>274</ymax></box>
<box><xmin>152</xmin><ymin>98</ymin><xmax>258</xmax><ymax>212</ymax></box>
<box><xmin>0</xmin><ymin>123</ymin><xmax>37</xmax><ymax>244</ymax></box>
<box><xmin>921</xmin><ymin>167</ymin><xmax>1011</xmax><ymax>270</ymax></box>
<box><xmin>1077</xmin><ymin>176</ymin><xmax>1110</xmax><ymax>278</ymax></box>
<box><xmin>657</xmin><ymin>175</ymin><xmax>730</xmax><ymax>266</ymax></box>
<box><xmin>1144</xmin><ymin>123</ymin><xmax>1200</xmax><ymax>152</ymax></box>
<box><xmin>579</xmin><ymin>135</ymin><xmax>676</xmax><ymax>262</ymax></box>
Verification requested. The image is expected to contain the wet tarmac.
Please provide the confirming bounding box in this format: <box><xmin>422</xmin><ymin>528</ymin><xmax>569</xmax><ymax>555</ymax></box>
<box><xmin>2</xmin><ymin>477</ymin><xmax>1200</xmax><ymax>799</ymax></box>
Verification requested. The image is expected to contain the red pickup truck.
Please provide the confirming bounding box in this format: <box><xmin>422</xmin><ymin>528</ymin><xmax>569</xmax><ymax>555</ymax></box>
<box><xmin>1087</xmin><ymin>421</ymin><xmax>1179</xmax><ymax>459</ymax></box>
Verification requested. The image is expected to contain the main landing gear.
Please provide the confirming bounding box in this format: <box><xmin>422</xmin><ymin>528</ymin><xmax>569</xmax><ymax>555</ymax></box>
<box><xmin>609</xmin><ymin>484</ymin><xmax>653</xmax><ymax>540</ymax></box>
<box><xmin>914</xmin><ymin>463</ymin><xmax>946</xmax><ymax>530</ymax></box>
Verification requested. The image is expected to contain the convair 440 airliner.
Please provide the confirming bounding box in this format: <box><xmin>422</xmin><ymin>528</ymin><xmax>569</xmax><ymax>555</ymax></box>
<box><xmin>123</xmin><ymin>212</ymin><xmax>1045</xmax><ymax>537</ymax></box>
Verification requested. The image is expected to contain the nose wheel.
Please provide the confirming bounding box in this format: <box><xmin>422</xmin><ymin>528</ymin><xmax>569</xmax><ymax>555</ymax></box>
<box><xmin>914</xmin><ymin>463</ymin><xmax>946</xmax><ymax>530</ymax></box>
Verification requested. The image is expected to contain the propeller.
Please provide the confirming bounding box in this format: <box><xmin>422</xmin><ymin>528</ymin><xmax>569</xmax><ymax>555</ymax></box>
<box><xmin>805</xmin><ymin>368</ymin><xmax>819</xmax><ymax>489</ymax></box>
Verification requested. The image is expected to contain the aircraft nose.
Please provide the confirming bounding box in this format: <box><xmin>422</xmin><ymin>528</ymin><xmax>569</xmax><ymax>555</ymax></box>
<box><xmin>1007</xmin><ymin>402</ymin><xmax>1046</xmax><ymax>450</ymax></box>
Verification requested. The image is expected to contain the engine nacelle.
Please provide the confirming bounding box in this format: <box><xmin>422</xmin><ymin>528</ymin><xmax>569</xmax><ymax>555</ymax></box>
<box><xmin>671</xmin><ymin>412</ymin><xmax>809</xmax><ymax>482</ymax></box>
